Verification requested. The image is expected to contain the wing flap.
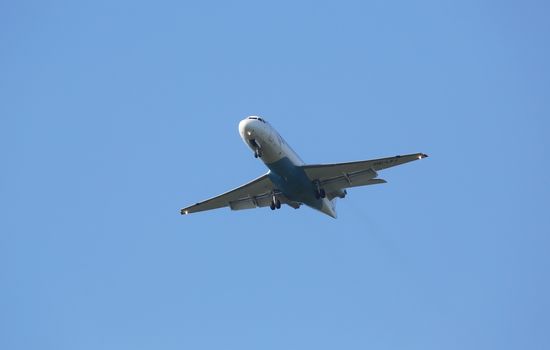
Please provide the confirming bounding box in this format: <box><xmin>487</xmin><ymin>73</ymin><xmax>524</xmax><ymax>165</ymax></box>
<box><xmin>303</xmin><ymin>153</ymin><xmax>426</xmax><ymax>195</ymax></box>
<box><xmin>229</xmin><ymin>193</ymin><xmax>273</xmax><ymax>210</ymax></box>
<box><xmin>321</xmin><ymin>168</ymin><xmax>378</xmax><ymax>187</ymax></box>
<box><xmin>229</xmin><ymin>198</ymin><xmax>257</xmax><ymax>210</ymax></box>
<box><xmin>325</xmin><ymin>178</ymin><xmax>387</xmax><ymax>197</ymax></box>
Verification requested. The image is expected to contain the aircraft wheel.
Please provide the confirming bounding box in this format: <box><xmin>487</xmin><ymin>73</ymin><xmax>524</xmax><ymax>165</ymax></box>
<box><xmin>270</xmin><ymin>203</ymin><xmax>276</xmax><ymax>210</ymax></box>
<box><xmin>315</xmin><ymin>188</ymin><xmax>326</xmax><ymax>199</ymax></box>
<box><xmin>275</xmin><ymin>200</ymin><xmax>281</xmax><ymax>209</ymax></box>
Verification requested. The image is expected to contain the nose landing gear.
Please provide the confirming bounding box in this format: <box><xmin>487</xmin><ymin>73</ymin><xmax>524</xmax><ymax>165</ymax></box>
<box><xmin>249</xmin><ymin>139</ymin><xmax>263</xmax><ymax>158</ymax></box>
<box><xmin>254</xmin><ymin>148</ymin><xmax>263</xmax><ymax>158</ymax></box>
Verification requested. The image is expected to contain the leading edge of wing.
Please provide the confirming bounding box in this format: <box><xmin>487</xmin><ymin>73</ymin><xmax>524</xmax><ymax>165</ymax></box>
<box><xmin>180</xmin><ymin>173</ymin><xmax>273</xmax><ymax>215</ymax></box>
<box><xmin>302</xmin><ymin>153</ymin><xmax>428</xmax><ymax>181</ymax></box>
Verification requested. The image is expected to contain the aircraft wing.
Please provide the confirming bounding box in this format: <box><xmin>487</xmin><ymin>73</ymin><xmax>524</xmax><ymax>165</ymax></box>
<box><xmin>302</xmin><ymin>153</ymin><xmax>428</xmax><ymax>197</ymax></box>
<box><xmin>180</xmin><ymin>173</ymin><xmax>276</xmax><ymax>215</ymax></box>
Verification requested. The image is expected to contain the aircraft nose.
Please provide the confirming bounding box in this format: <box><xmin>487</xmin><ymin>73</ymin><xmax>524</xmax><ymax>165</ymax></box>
<box><xmin>239</xmin><ymin>117</ymin><xmax>257</xmax><ymax>138</ymax></box>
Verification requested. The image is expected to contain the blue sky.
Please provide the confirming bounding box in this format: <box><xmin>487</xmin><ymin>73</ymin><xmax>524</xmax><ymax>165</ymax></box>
<box><xmin>1</xmin><ymin>1</ymin><xmax>549</xmax><ymax>349</ymax></box>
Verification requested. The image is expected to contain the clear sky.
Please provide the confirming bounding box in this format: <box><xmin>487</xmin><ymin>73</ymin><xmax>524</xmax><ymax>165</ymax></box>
<box><xmin>1</xmin><ymin>1</ymin><xmax>549</xmax><ymax>349</ymax></box>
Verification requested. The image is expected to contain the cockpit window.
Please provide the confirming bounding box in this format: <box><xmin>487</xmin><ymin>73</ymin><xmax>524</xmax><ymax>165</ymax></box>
<box><xmin>247</xmin><ymin>116</ymin><xmax>266</xmax><ymax>123</ymax></box>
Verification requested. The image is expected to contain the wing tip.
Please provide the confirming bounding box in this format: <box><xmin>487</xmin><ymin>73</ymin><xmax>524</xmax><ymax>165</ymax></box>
<box><xmin>180</xmin><ymin>202</ymin><xmax>203</xmax><ymax>215</ymax></box>
<box><xmin>419</xmin><ymin>153</ymin><xmax>429</xmax><ymax>159</ymax></box>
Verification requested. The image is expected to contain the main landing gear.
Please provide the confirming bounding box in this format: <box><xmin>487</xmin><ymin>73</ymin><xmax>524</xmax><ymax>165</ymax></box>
<box><xmin>270</xmin><ymin>194</ymin><xmax>281</xmax><ymax>210</ymax></box>
<box><xmin>314</xmin><ymin>181</ymin><xmax>326</xmax><ymax>199</ymax></box>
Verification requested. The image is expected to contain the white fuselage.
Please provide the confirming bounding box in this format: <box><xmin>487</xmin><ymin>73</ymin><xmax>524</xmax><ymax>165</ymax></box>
<box><xmin>238</xmin><ymin>116</ymin><xmax>304</xmax><ymax>166</ymax></box>
<box><xmin>238</xmin><ymin>116</ymin><xmax>337</xmax><ymax>218</ymax></box>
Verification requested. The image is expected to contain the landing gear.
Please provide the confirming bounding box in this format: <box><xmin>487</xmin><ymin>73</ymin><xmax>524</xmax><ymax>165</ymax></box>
<box><xmin>314</xmin><ymin>181</ymin><xmax>326</xmax><ymax>199</ymax></box>
<box><xmin>254</xmin><ymin>148</ymin><xmax>262</xmax><ymax>158</ymax></box>
<box><xmin>270</xmin><ymin>194</ymin><xmax>281</xmax><ymax>210</ymax></box>
<box><xmin>249</xmin><ymin>139</ymin><xmax>263</xmax><ymax>158</ymax></box>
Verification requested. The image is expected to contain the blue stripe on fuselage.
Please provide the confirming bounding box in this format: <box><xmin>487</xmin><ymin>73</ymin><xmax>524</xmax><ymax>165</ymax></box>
<box><xmin>266</xmin><ymin>157</ymin><xmax>322</xmax><ymax>210</ymax></box>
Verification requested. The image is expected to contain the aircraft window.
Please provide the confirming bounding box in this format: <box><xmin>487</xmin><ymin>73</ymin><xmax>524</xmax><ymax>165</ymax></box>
<box><xmin>248</xmin><ymin>117</ymin><xmax>266</xmax><ymax>123</ymax></box>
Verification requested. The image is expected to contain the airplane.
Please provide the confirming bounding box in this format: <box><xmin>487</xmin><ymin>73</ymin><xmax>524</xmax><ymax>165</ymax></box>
<box><xmin>180</xmin><ymin>116</ymin><xmax>428</xmax><ymax>218</ymax></box>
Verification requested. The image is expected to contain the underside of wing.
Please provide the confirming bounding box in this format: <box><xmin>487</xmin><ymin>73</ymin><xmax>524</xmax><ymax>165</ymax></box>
<box><xmin>181</xmin><ymin>173</ymin><xmax>275</xmax><ymax>215</ymax></box>
<box><xmin>324</xmin><ymin>178</ymin><xmax>388</xmax><ymax>199</ymax></box>
<box><xmin>302</xmin><ymin>153</ymin><xmax>428</xmax><ymax>198</ymax></box>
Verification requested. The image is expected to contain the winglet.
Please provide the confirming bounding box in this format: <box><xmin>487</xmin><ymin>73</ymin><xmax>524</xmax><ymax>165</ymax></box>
<box><xmin>419</xmin><ymin>153</ymin><xmax>429</xmax><ymax>159</ymax></box>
